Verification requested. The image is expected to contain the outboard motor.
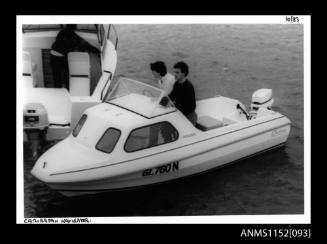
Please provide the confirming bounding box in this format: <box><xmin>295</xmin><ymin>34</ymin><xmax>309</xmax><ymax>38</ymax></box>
<box><xmin>23</xmin><ymin>103</ymin><xmax>49</xmax><ymax>160</ymax></box>
<box><xmin>249</xmin><ymin>88</ymin><xmax>274</xmax><ymax>118</ymax></box>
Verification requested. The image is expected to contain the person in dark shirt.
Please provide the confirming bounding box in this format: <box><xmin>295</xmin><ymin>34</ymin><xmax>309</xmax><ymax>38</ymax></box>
<box><xmin>169</xmin><ymin>61</ymin><xmax>197</xmax><ymax>125</ymax></box>
<box><xmin>50</xmin><ymin>24</ymin><xmax>100</xmax><ymax>89</ymax></box>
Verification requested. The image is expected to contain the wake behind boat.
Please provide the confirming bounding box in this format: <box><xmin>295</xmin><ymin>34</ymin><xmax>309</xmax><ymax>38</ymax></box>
<box><xmin>31</xmin><ymin>77</ymin><xmax>291</xmax><ymax>196</ymax></box>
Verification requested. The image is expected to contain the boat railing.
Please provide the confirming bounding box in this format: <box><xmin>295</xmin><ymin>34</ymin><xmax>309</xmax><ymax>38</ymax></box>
<box><xmin>101</xmin><ymin>24</ymin><xmax>118</xmax><ymax>56</ymax></box>
<box><xmin>100</xmin><ymin>71</ymin><xmax>113</xmax><ymax>101</ymax></box>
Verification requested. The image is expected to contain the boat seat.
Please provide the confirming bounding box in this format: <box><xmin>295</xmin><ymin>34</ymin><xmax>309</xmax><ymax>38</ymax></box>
<box><xmin>23</xmin><ymin>75</ymin><xmax>34</xmax><ymax>88</ymax></box>
<box><xmin>68</xmin><ymin>52</ymin><xmax>90</xmax><ymax>96</ymax></box>
<box><xmin>23</xmin><ymin>51</ymin><xmax>36</xmax><ymax>88</ymax></box>
<box><xmin>222</xmin><ymin>117</ymin><xmax>237</xmax><ymax>125</ymax></box>
<box><xmin>196</xmin><ymin>116</ymin><xmax>224</xmax><ymax>131</ymax></box>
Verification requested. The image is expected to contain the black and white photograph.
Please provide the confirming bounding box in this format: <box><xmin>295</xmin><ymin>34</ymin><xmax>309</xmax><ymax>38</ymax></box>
<box><xmin>17</xmin><ymin>15</ymin><xmax>310</xmax><ymax>225</ymax></box>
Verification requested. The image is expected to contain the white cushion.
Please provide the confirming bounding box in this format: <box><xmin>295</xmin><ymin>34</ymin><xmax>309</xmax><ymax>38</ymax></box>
<box><xmin>197</xmin><ymin>116</ymin><xmax>224</xmax><ymax>131</ymax></box>
<box><xmin>68</xmin><ymin>52</ymin><xmax>90</xmax><ymax>76</ymax></box>
<box><xmin>23</xmin><ymin>51</ymin><xmax>32</xmax><ymax>74</ymax></box>
<box><xmin>68</xmin><ymin>52</ymin><xmax>90</xmax><ymax>96</ymax></box>
<box><xmin>23</xmin><ymin>76</ymin><xmax>34</xmax><ymax>88</ymax></box>
<box><xmin>23</xmin><ymin>51</ymin><xmax>36</xmax><ymax>87</ymax></box>
<box><xmin>69</xmin><ymin>77</ymin><xmax>90</xmax><ymax>96</ymax></box>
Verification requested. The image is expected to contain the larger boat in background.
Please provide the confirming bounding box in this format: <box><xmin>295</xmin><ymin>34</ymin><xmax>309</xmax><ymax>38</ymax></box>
<box><xmin>31</xmin><ymin>77</ymin><xmax>291</xmax><ymax>196</ymax></box>
<box><xmin>22</xmin><ymin>24</ymin><xmax>118</xmax><ymax>142</ymax></box>
<box><xmin>22</xmin><ymin>24</ymin><xmax>118</xmax><ymax>158</ymax></box>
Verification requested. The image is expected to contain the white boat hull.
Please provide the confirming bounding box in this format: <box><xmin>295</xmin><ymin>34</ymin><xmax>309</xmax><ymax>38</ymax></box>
<box><xmin>46</xmin><ymin>122</ymin><xmax>290</xmax><ymax>196</ymax></box>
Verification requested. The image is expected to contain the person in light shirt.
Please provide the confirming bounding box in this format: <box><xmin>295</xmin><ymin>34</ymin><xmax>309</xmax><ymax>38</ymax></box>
<box><xmin>150</xmin><ymin>61</ymin><xmax>176</xmax><ymax>96</ymax></box>
<box><xmin>149</xmin><ymin>61</ymin><xmax>176</xmax><ymax>145</ymax></box>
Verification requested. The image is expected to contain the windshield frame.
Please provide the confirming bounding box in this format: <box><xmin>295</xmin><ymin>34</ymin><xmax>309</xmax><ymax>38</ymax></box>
<box><xmin>104</xmin><ymin>77</ymin><xmax>176</xmax><ymax>119</ymax></box>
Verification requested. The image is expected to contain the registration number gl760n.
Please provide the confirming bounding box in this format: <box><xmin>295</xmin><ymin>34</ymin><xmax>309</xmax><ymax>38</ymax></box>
<box><xmin>142</xmin><ymin>161</ymin><xmax>179</xmax><ymax>177</ymax></box>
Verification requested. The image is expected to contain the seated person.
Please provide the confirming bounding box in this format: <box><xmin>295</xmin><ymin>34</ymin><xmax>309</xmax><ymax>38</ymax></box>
<box><xmin>168</xmin><ymin>61</ymin><xmax>197</xmax><ymax>125</ymax></box>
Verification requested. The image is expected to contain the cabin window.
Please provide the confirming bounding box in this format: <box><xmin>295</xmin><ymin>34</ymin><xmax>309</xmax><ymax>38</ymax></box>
<box><xmin>124</xmin><ymin>122</ymin><xmax>178</xmax><ymax>152</ymax></box>
<box><xmin>96</xmin><ymin>128</ymin><xmax>121</xmax><ymax>153</ymax></box>
<box><xmin>72</xmin><ymin>114</ymin><xmax>87</xmax><ymax>137</ymax></box>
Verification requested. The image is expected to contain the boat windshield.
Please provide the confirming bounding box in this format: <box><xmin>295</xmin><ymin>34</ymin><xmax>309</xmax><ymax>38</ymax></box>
<box><xmin>104</xmin><ymin>77</ymin><xmax>176</xmax><ymax>118</ymax></box>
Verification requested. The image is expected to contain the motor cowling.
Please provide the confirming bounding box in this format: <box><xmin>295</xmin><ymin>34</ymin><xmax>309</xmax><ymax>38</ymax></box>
<box><xmin>23</xmin><ymin>103</ymin><xmax>49</xmax><ymax>159</ymax></box>
<box><xmin>250</xmin><ymin>89</ymin><xmax>274</xmax><ymax>117</ymax></box>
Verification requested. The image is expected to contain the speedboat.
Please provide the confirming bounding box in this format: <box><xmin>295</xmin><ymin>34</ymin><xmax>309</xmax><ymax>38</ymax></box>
<box><xmin>22</xmin><ymin>24</ymin><xmax>118</xmax><ymax>157</ymax></box>
<box><xmin>31</xmin><ymin>77</ymin><xmax>291</xmax><ymax>196</ymax></box>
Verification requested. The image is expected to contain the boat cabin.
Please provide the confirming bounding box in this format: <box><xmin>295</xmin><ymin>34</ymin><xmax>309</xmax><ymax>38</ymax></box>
<box><xmin>71</xmin><ymin>77</ymin><xmax>183</xmax><ymax>154</ymax></box>
<box><xmin>70</xmin><ymin>77</ymin><xmax>248</xmax><ymax>158</ymax></box>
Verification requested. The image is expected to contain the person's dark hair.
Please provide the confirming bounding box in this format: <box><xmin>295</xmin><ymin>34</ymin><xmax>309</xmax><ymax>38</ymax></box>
<box><xmin>150</xmin><ymin>61</ymin><xmax>167</xmax><ymax>76</ymax></box>
<box><xmin>173</xmin><ymin>61</ymin><xmax>189</xmax><ymax>76</ymax></box>
<box><xmin>66</xmin><ymin>24</ymin><xmax>77</xmax><ymax>30</ymax></box>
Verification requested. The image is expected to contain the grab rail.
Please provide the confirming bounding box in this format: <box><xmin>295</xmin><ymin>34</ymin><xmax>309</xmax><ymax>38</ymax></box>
<box><xmin>100</xmin><ymin>71</ymin><xmax>112</xmax><ymax>101</ymax></box>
